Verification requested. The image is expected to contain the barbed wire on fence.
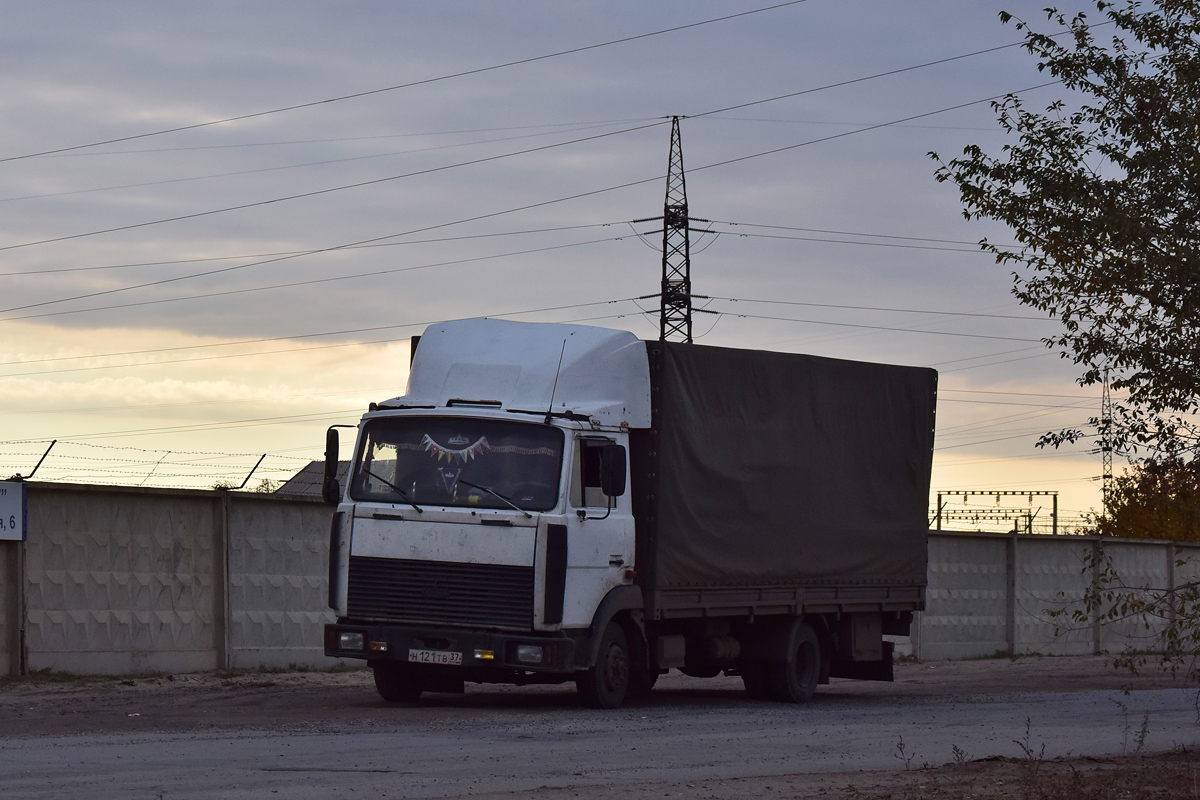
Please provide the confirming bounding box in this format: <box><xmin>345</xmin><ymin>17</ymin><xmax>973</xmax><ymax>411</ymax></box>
<box><xmin>0</xmin><ymin>438</ymin><xmax>323</xmax><ymax>492</ymax></box>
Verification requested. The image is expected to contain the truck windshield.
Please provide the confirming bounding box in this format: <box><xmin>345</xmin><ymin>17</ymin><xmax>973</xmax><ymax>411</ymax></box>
<box><xmin>350</xmin><ymin>417</ymin><xmax>564</xmax><ymax>512</ymax></box>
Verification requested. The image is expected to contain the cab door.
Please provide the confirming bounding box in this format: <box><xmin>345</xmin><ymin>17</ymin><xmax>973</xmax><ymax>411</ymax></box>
<box><xmin>558</xmin><ymin>435</ymin><xmax>634</xmax><ymax>628</ymax></box>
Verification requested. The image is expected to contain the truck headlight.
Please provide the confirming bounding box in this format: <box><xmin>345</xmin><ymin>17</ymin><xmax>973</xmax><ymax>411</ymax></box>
<box><xmin>337</xmin><ymin>631</ymin><xmax>366</xmax><ymax>651</ymax></box>
<box><xmin>515</xmin><ymin>644</ymin><xmax>544</xmax><ymax>665</ymax></box>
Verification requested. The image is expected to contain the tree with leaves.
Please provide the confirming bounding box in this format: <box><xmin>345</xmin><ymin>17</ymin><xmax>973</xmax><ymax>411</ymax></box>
<box><xmin>1102</xmin><ymin>457</ymin><xmax>1200</xmax><ymax>540</ymax></box>
<box><xmin>938</xmin><ymin>1</ymin><xmax>1200</xmax><ymax>685</ymax></box>
<box><xmin>933</xmin><ymin>0</ymin><xmax>1200</xmax><ymax>459</ymax></box>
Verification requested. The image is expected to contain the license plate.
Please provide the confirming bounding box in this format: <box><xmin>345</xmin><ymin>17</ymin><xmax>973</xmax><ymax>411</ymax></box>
<box><xmin>407</xmin><ymin>648</ymin><xmax>462</xmax><ymax>665</ymax></box>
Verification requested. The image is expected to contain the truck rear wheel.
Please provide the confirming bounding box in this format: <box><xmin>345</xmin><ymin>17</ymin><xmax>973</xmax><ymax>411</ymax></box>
<box><xmin>373</xmin><ymin>663</ymin><xmax>423</xmax><ymax>703</ymax></box>
<box><xmin>769</xmin><ymin>621</ymin><xmax>820</xmax><ymax>703</ymax></box>
<box><xmin>577</xmin><ymin>622</ymin><xmax>629</xmax><ymax>709</ymax></box>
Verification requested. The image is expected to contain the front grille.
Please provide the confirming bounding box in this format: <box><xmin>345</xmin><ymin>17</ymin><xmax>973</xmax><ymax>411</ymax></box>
<box><xmin>348</xmin><ymin>556</ymin><xmax>534</xmax><ymax>630</ymax></box>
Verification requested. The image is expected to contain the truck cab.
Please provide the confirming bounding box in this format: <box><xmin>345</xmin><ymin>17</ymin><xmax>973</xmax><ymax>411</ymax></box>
<box><xmin>323</xmin><ymin>319</ymin><xmax>652</xmax><ymax>706</ymax></box>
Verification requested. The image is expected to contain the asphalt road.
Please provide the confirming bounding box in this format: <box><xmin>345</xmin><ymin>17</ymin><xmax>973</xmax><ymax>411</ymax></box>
<box><xmin>1</xmin><ymin>662</ymin><xmax>1197</xmax><ymax>799</ymax></box>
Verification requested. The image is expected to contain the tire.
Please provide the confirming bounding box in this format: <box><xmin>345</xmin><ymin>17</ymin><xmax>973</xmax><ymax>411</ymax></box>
<box><xmin>373</xmin><ymin>663</ymin><xmax>423</xmax><ymax>703</ymax></box>
<box><xmin>577</xmin><ymin>622</ymin><xmax>630</xmax><ymax>709</ymax></box>
<box><xmin>768</xmin><ymin>621</ymin><xmax>821</xmax><ymax>703</ymax></box>
<box><xmin>739</xmin><ymin>660</ymin><xmax>772</xmax><ymax>700</ymax></box>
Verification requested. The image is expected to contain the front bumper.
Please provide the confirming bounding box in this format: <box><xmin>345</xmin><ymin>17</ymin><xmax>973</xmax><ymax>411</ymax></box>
<box><xmin>325</xmin><ymin>621</ymin><xmax>577</xmax><ymax>677</ymax></box>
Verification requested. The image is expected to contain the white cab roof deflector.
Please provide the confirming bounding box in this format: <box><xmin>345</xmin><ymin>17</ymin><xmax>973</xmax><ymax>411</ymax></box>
<box><xmin>379</xmin><ymin>318</ymin><xmax>652</xmax><ymax>429</ymax></box>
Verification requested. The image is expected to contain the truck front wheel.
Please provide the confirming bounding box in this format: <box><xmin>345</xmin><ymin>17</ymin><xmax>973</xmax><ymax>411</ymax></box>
<box><xmin>769</xmin><ymin>621</ymin><xmax>820</xmax><ymax>703</ymax></box>
<box><xmin>373</xmin><ymin>663</ymin><xmax>423</xmax><ymax>703</ymax></box>
<box><xmin>577</xmin><ymin>622</ymin><xmax>629</xmax><ymax>709</ymax></box>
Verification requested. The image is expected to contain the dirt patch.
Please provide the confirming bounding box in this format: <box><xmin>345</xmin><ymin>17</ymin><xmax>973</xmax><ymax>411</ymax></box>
<box><xmin>457</xmin><ymin>749</ymin><xmax>1200</xmax><ymax>800</ymax></box>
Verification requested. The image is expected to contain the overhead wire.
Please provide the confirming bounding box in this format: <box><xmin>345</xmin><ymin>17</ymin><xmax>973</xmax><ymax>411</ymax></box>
<box><xmin>0</xmin><ymin>295</ymin><xmax>646</xmax><ymax>378</ymax></box>
<box><xmin>0</xmin><ymin>120</ymin><xmax>648</xmax><ymax>204</ymax></box>
<box><xmin>0</xmin><ymin>119</ymin><xmax>669</xmax><ymax>258</ymax></box>
<box><xmin>695</xmin><ymin>308</ymin><xmax>1041</xmax><ymax>342</ymax></box>
<box><xmin>0</xmin><ymin>233</ymin><xmax>631</xmax><ymax>324</ymax></box>
<box><xmin>0</xmin><ymin>387</ymin><xmax>400</xmax><ymax>417</ymax></box>
<box><xmin>1</xmin><ymin>82</ymin><xmax>1062</xmax><ymax>323</ymax></box>
<box><xmin>0</xmin><ymin>1</ymin><xmax>810</xmax><ymax>162</ymax></box>
<box><xmin>704</xmin><ymin>219</ymin><xmax>1001</xmax><ymax>247</ymax></box>
<box><xmin>929</xmin><ymin>347</ymin><xmax>1045</xmax><ymax>367</ymax></box>
<box><xmin>701</xmin><ymin>227</ymin><xmax>991</xmax><ymax>254</ymax></box>
<box><xmin>3</xmin><ymin>408</ymin><xmax>365</xmax><ymax>443</ymax></box>
<box><xmin>0</xmin><ymin>222</ymin><xmax>625</xmax><ymax>278</ymax></box>
<box><xmin>940</xmin><ymin>351</ymin><xmax>1054</xmax><ymax>373</ymax></box>
<box><xmin>941</xmin><ymin>388</ymin><xmax>1102</xmax><ymax>400</ymax></box>
<box><xmin>25</xmin><ymin>117</ymin><xmax>660</xmax><ymax>158</ymax></box>
<box><xmin>703</xmin><ymin>295</ymin><xmax>1049</xmax><ymax>321</ymax></box>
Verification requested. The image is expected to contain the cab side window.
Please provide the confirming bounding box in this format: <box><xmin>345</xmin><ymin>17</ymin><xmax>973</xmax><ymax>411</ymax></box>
<box><xmin>570</xmin><ymin>438</ymin><xmax>617</xmax><ymax>508</ymax></box>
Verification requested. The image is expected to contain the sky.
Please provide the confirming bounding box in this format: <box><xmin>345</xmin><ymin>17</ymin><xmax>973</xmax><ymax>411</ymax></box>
<box><xmin>0</xmin><ymin>1</ymin><xmax>1112</xmax><ymax>530</ymax></box>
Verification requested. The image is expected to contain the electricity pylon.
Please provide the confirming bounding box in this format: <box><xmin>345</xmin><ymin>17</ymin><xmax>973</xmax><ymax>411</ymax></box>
<box><xmin>659</xmin><ymin>116</ymin><xmax>692</xmax><ymax>343</ymax></box>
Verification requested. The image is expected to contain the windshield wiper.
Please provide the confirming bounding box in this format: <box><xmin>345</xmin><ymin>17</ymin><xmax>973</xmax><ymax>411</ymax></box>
<box><xmin>459</xmin><ymin>480</ymin><xmax>533</xmax><ymax>519</ymax></box>
<box><xmin>365</xmin><ymin>469</ymin><xmax>423</xmax><ymax>513</ymax></box>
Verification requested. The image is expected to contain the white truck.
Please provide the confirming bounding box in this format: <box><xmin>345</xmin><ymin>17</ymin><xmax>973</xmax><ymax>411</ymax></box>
<box><xmin>322</xmin><ymin>318</ymin><xmax>936</xmax><ymax>708</ymax></box>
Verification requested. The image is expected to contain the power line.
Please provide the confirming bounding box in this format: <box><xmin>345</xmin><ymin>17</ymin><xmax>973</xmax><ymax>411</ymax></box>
<box><xmin>939</xmin><ymin>352</ymin><xmax>1053</xmax><ymax>373</ymax></box>
<box><xmin>686</xmin><ymin>81</ymin><xmax>1059</xmax><ymax>175</ymax></box>
<box><xmin>0</xmin><ymin>222</ymin><xmax>623</xmax><ymax>278</ymax></box>
<box><xmin>0</xmin><ymin>235</ymin><xmax>629</xmax><ymax>323</ymax></box>
<box><xmin>0</xmin><ymin>121</ymin><xmax>646</xmax><ymax>204</ymax></box>
<box><xmin>0</xmin><ymin>387</ymin><xmax>399</xmax><ymax>417</ymax></box>
<box><xmin>2</xmin><ymin>81</ymin><xmax>1061</xmax><ymax>322</ymax></box>
<box><xmin>0</xmin><ymin>296</ymin><xmax>644</xmax><ymax>377</ymax></box>
<box><xmin>4</xmin><ymin>408</ymin><xmax>364</xmax><ymax>443</ymax></box>
<box><xmin>696</xmin><ymin>308</ymin><xmax>1042</xmax><ymax>342</ymax></box>
<box><xmin>939</xmin><ymin>451</ymin><xmax>1094</xmax><ymax>466</ymax></box>
<box><xmin>2</xmin><ymin>61</ymin><xmax>1055</xmax><ymax>266</ymax></box>
<box><xmin>940</xmin><ymin>397</ymin><xmax>1097</xmax><ymax>409</ymax></box>
<box><xmin>0</xmin><ymin>1</ymin><xmax>809</xmax><ymax>163</ymax></box>
<box><xmin>938</xmin><ymin>419</ymin><xmax>1091</xmax><ymax>440</ymax></box>
<box><xmin>689</xmin><ymin>40</ymin><xmax>1030</xmax><ymax>121</ymax></box>
<box><xmin>0</xmin><ymin>120</ymin><xmax>667</xmax><ymax>257</ymax></box>
<box><xmin>935</xmin><ymin>431</ymin><xmax>1059</xmax><ymax>451</ymax></box>
<box><xmin>705</xmin><ymin>219</ymin><xmax>999</xmax><ymax>247</ymax></box>
<box><xmin>929</xmin><ymin>346</ymin><xmax>1044</xmax><ymax>367</ymax></box>
<box><xmin>940</xmin><ymin>388</ymin><xmax>1101</xmax><ymax>400</ymax></box>
<box><xmin>700</xmin><ymin>227</ymin><xmax>989</xmax><ymax>254</ymax></box>
<box><xmin>695</xmin><ymin>115</ymin><xmax>999</xmax><ymax>132</ymax></box>
<box><xmin>704</xmin><ymin>295</ymin><xmax>1048</xmax><ymax>321</ymax></box>
<box><xmin>25</xmin><ymin>118</ymin><xmax>661</xmax><ymax>158</ymax></box>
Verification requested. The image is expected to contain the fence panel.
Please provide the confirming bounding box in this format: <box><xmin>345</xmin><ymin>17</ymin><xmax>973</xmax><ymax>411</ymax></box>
<box><xmin>1096</xmin><ymin>542</ymin><xmax>1172</xmax><ymax>654</ymax></box>
<box><xmin>1012</xmin><ymin>535</ymin><xmax>1093</xmax><ymax>654</ymax></box>
<box><xmin>918</xmin><ymin>534</ymin><xmax>1008</xmax><ymax>659</ymax></box>
<box><xmin>227</xmin><ymin>495</ymin><xmax>336</xmax><ymax>669</ymax></box>
<box><xmin>22</xmin><ymin>486</ymin><xmax>220</xmax><ymax>675</ymax></box>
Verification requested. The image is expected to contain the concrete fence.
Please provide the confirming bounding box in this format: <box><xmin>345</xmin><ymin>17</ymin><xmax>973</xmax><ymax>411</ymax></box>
<box><xmin>0</xmin><ymin>483</ymin><xmax>335</xmax><ymax>676</ymax></box>
<box><xmin>1</xmin><ymin>482</ymin><xmax>1197</xmax><ymax>676</ymax></box>
<box><xmin>914</xmin><ymin>530</ymin><xmax>1200</xmax><ymax>660</ymax></box>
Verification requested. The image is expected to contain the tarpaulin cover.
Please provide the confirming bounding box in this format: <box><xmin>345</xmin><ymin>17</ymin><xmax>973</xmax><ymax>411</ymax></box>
<box><xmin>641</xmin><ymin>342</ymin><xmax>936</xmax><ymax>589</ymax></box>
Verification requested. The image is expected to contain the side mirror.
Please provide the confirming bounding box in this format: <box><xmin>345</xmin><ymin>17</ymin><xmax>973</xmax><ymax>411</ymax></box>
<box><xmin>322</xmin><ymin>427</ymin><xmax>341</xmax><ymax>506</ymax></box>
<box><xmin>599</xmin><ymin>444</ymin><xmax>627</xmax><ymax>497</ymax></box>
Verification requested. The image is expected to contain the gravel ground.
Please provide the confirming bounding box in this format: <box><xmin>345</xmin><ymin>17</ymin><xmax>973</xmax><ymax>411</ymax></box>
<box><xmin>1</xmin><ymin>656</ymin><xmax>1196</xmax><ymax>799</ymax></box>
<box><xmin>0</xmin><ymin>654</ymin><xmax>1189</xmax><ymax>738</ymax></box>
